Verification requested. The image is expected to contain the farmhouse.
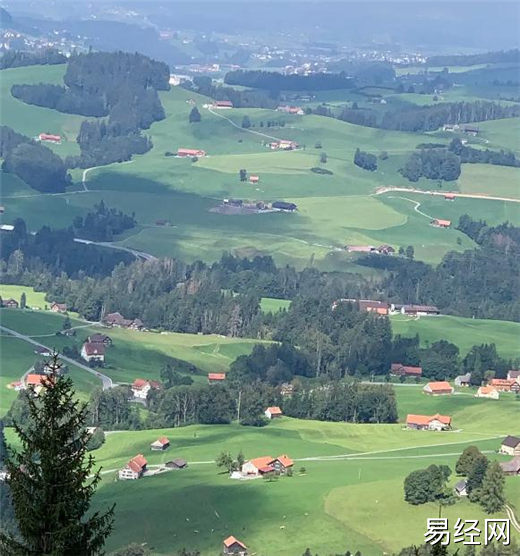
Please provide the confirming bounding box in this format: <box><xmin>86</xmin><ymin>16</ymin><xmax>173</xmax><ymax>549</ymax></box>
<box><xmin>347</xmin><ymin>245</ymin><xmax>376</xmax><ymax>253</ymax></box>
<box><xmin>431</xmin><ymin>219</ymin><xmax>451</xmax><ymax>228</ymax></box>
<box><xmin>34</xmin><ymin>346</ymin><xmax>52</xmax><ymax>357</ymax></box>
<box><xmin>2</xmin><ymin>298</ymin><xmax>19</xmax><ymax>308</ymax></box>
<box><xmin>454</xmin><ymin>373</ymin><xmax>471</xmax><ymax>387</ymax></box>
<box><xmin>223</xmin><ymin>536</ymin><xmax>247</xmax><ymax>556</ymax></box>
<box><xmin>132</xmin><ymin>378</ymin><xmax>161</xmax><ymax>400</ymax></box>
<box><xmin>177</xmin><ymin>148</ymin><xmax>206</xmax><ymax>158</ymax></box>
<box><xmin>499</xmin><ymin>458</ymin><xmax>520</xmax><ymax>476</ymax></box>
<box><xmin>377</xmin><ymin>244</ymin><xmax>395</xmax><ymax>255</ymax></box>
<box><xmin>241</xmin><ymin>456</ymin><xmax>274</xmax><ymax>476</ymax></box>
<box><xmin>401</xmin><ymin>304</ymin><xmax>440</xmax><ymax>316</ymax></box>
<box><xmin>272</xmin><ymin>201</ymin><xmax>297</xmax><ymax>212</ymax></box>
<box><xmin>500</xmin><ymin>436</ymin><xmax>520</xmax><ymax>456</ymax></box>
<box><xmin>462</xmin><ymin>125</ymin><xmax>479</xmax><ymax>136</ymax></box>
<box><xmin>265</xmin><ymin>406</ymin><xmax>283</xmax><ymax>419</ymax></box>
<box><xmin>359</xmin><ymin>299</ymin><xmax>389</xmax><ymax>316</ymax></box>
<box><xmin>270</xmin><ymin>455</ymin><xmax>294</xmax><ymax>474</ymax></box>
<box><xmin>25</xmin><ymin>373</ymin><xmax>46</xmax><ymax>388</ymax></box>
<box><xmin>390</xmin><ymin>363</ymin><xmax>422</xmax><ymax>377</ymax></box>
<box><xmin>270</xmin><ymin>140</ymin><xmax>298</xmax><ymax>150</ymax></box>
<box><xmin>208</xmin><ymin>373</ymin><xmax>226</xmax><ymax>384</ymax></box>
<box><xmin>87</xmin><ymin>333</ymin><xmax>112</xmax><ymax>347</ymax></box>
<box><xmin>38</xmin><ymin>133</ymin><xmax>61</xmax><ymax>143</ymax></box>
<box><xmin>455</xmin><ymin>479</ymin><xmax>468</xmax><ymax>496</ymax></box>
<box><xmin>119</xmin><ymin>454</ymin><xmax>147</xmax><ymax>480</ymax></box>
<box><xmin>489</xmin><ymin>378</ymin><xmax>516</xmax><ymax>392</ymax></box>
<box><xmin>213</xmin><ymin>100</ymin><xmax>233</xmax><ymax>109</ymax></box>
<box><xmin>165</xmin><ymin>458</ymin><xmax>187</xmax><ymax>469</ymax></box>
<box><xmin>50</xmin><ymin>302</ymin><xmax>67</xmax><ymax>313</ymax></box>
<box><xmin>81</xmin><ymin>342</ymin><xmax>105</xmax><ymax>363</ymax></box>
<box><xmin>249</xmin><ymin>175</ymin><xmax>259</xmax><ymax>184</ymax></box>
<box><xmin>150</xmin><ymin>436</ymin><xmax>170</xmax><ymax>451</ymax></box>
<box><xmin>406</xmin><ymin>414</ymin><xmax>452</xmax><ymax>431</ymax></box>
<box><xmin>103</xmin><ymin>312</ymin><xmax>143</xmax><ymax>330</ymax></box>
<box><xmin>507</xmin><ymin>370</ymin><xmax>520</xmax><ymax>382</ymax></box>
<box><xmin>277</xmin><ymin>105</ymin><xmax>304</xmax><ymax>115</ymax></box>
<box><xmin>444</xmin><ymin>193</ymin><xmax>456</xmax><ymax>201</ymax></box>
<box><xmin>475</xmin><ymin>386</ymin><xmax>499</xmax><ymax>399</ymax></box>
<box><xmin>423</xmin><ymin>381</ymin><xmax>454</xmax><ymax>396</ymax></box>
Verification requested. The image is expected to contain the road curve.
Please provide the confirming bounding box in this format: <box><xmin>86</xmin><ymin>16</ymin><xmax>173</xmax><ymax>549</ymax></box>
<box><xmin>375</xmin><ymin>186</ymin><xmax>520</xmax><ymax>203</ymax></box>
<box><xmin>73</xmin><ymin>238</ymin><xmax>157</xmax><ymax>261</ymax></box>
<box><xmin>0</xmin><ymin>324</ymin><xmax>113</xmax><ymax>390</ymax></box>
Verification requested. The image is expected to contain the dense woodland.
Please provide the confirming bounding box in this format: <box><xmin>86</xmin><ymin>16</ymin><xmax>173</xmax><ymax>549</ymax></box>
<box><xmin>0</xmin><ymin>126</ymin><xmax>70</xmax><ymax>192</ymax></box>
<box><xmin>72</xmin><ymin>201</ymin><xmax>137</xmax><ymax>242</ymax></box>
<box><xmin>224</xmin><ymin>70</ymin><xmax>355</xmax><ymax>91</ymax></box>
<box><xmin>448</xmin><ymin>138</ymin><xmax>520</xmax><ymax>167</ymax></box>
<box><xmin>0</xmin><ymin>49</ymin><xmax>66</xmax><ymax>69</ymax></box>
<box><xmin>400</xmin><ymin>147</ymin><xmax>461</xmax><ymax>182</ymax></box>
<box><xmin>11</xmin><ymin>52</ymin><xmax>169</xmax><ymax>168</ymax></box>
<box><xmin>425</xmin><ymin>48</ymin><xmax>519</xmax><ymax>67</ymax></box>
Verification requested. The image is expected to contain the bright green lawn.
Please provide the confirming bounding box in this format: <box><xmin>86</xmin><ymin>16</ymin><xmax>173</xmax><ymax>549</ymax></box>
<box><xmin>260</xmin><ymin>297</ymin><xmax>292</xmax><ymax>313</ymax></box>
<box><xmin>457</xmin><ymin>163</ymin><xmax>520</xmax><ymax>200</ymax></box>
<box><xmin>0</xmin><ymin>285</ymin><xmax>48</xmax><ymax>309</ymax></box>
<box><xmin>391</xmin><ymin>314</ymin><xmax>520</xmax><ymax>360</ymax></box>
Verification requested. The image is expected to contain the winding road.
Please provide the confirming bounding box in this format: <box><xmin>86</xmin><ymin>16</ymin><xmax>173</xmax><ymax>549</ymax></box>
<box><xmin>375</xmin><ymin>186</ymin><xmax>520</xmax><ymax>203</ymax></box>
<box><xmin>0</xmin><ymin>324</ymin><xmax>113</xmax><ymax>390</ymax></box>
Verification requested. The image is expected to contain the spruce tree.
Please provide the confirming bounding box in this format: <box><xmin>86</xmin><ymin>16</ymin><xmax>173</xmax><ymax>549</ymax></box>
<box><xmin>0</xmin><ymin>354</ymin><xmax>114</xmax><ymax>554</ymax></box>
<box><xmin>479</xmin><ymin>461</ymin><xmax>505</xmax><ymax>513</ymax></box>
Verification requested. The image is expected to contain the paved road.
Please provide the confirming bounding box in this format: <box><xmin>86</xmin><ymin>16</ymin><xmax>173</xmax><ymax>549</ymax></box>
<box><xmin>73</xmin><ymin>237</ymin><xmax>157</xmax><ymax>261</ymax></box>
<box><xmin>0</xmin><ymin>324</ymin><xmax>113</xmax><ymax>390</ymax></box>
<box><xmin>375</xmin><ymin>186</ymin><xmax>520</xmax><ymax>203</ymax></box>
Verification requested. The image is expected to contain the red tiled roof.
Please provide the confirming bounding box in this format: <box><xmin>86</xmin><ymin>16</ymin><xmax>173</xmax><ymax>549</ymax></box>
<box><xmin>208</xmin><ymin>373</ymin><xmax>226</xmax><ymax>380</ymax></box>
<box><xmin>489</xmin><ymin>379</ymin><xmax>515</xmax><ymax>387</ymax></box>
<box><xmin>407</xmin><ymin>414</ymin><xmax>451</xmax><ymax>426</ymax></box>
<box><xmin>266</xmin><ymin>406</ymin><xmax>282</xmax><ymax>415</ymax></box>
<box><xmin>132</xmin><ymin>378</ymin><xmax>148</xmax><ymax>389</ymax></box>
<box><xmin>157</xmin><ymin>436</ymin><xmax>169</xmax><ymax>445</ymax></box>
<box><xmin>215</xmin><ymin>100</ymin><xmax>233</xmax><ymax>107</ymax></box>
<box><xmin>127</xmin><ymin>459</ymin><xmax>143</xmax><ymax>473</ymax></box>
<box><xmin>133</xmin><ymin>454</ymin><xmax>147</xmax><ymax>468</ymax></box>
<box><xmin>178</xmin><ymin>148</ymin><xmax>205</xmax><ymax>156</ymax></box>
<box><xmin>25</xmin><ymin>374</ymin><xmax>46</xmax><ymax>386</ymax></box>
<box><xmin>223</xmin><ymin>536</ymin><xmax>247</xmax><ymax>549</ymax></box>
<box><xmin>258</xmin><ymin>465</ymin><xmax>275</xmax><ymax>473</ymax></box>
<box><xmin>249</xmin><ymin>456</ymin><xmax>274</xmax><ymax>469</ymax></box>
<box><xmin>434</xmin><ymin>219</ymin><xmax>451</xmax><ymax>227</ymax></box>
<box><xmin>425</xmin><ymin>381</ymin><xmax>453</xmax><ymax>392</ymax></box>
<box><xmin>478</xmin><ymin>386</ymin><xmax>498</xmax><ymax>395</ymax></box>
<box><xmin>39</xmin><ymin>133</ymin><xmax>61</xmax><ymax>142</ymax></box>
<box><xmin>273</xmin><ymin>454</ymin><xmax>293</xmax><ymax>467</ymax></box>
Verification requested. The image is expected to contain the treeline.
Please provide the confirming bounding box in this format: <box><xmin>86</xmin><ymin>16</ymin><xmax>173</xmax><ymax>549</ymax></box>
<box><xmin>400</xmin><ymin>147</ymin><xmax>460</xmax><ymax>182</ymax></box>
<box><xmin>354</xmin><ymin>148</ymin><xmax>377</xmax><ymax>171</ymax></box>
<box><xmin>1</xmin><ymin>218</ymin><xmax>132</xmax><ymax>279</ymax></box>
<box><xmin>72</xmin><ymin>200</ymin><xmax>136</xmax><ymax>242</ymax></box>
<box><xmin>11</xmin><ymin>51</ymin><xmax>169</xmax><ymax>167</ymax></box>
<box><xmin>0</xmin><ymin>49</ymin><xmax>66</xmax><ymax>69</ymax></box>
<box><xmin>0</xmin><ymin>126</ymin><xmax>70</xmax><ymax>192</ymax></box>
<box><xmin>183</xmin><ymin>76</ymin><xmax>278</xmax><ymax>109</ymax></box>
<box><xmin>426</xmin><ymin>48</ymin><xmax>520</xmax><ymax>67</ymax></box>
<box><xmin>336</xmin><ymin>100</ymin><xmax>520</xmax><ymax>132</ymax></box>
<box><xmin>448</xmin><ymin>138</ymin><xmax>520</xmax><ymax>167</ymax></box>
<box><xmin>224</xmin><ymin>70</ymin><xmax>355</xmax><ymax>91</ymax></box>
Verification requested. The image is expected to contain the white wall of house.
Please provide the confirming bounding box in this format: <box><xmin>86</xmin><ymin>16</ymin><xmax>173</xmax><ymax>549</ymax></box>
<box><xmin>118</xmin><ymin>467</ymin><xmax>140</xmax><ymax>480</ymax></box>
<box><xmin>241</xmin><ymin>461</ymin><xmax>259</xmax><ymax>475</ymax></box>
<box><xmin>132</xmin><ymin>384</ymin><xmax>151</xmax><ymax>399</ymax></box>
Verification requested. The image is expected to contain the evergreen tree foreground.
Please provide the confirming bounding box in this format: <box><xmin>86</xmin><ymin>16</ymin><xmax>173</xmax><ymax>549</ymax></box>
<box><xmin>0</xmin><ymin>354</ymin><xmax>114</xmax><ymax>555</ymax></box>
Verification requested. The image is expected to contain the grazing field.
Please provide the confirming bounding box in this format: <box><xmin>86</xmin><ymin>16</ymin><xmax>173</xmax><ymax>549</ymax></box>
<box><xmin>457</xmin><ymin>163</ymin><xmax>520</xmax><ymax>200</ymax></box>
<box><xmin>260</xmin><ymin>297</ymin><xmax>292</xmax><ymax>313</ymax></box>
<box><xmin>4</xmin><ymin>66</ymin><xmax>513</xmax><ymax>267</ymax></box>
<box><xmin>19</xmin><ymin>388</ymin><xmax>514</xmax><ymax>556</ymax></box>
<box><xmin>391</xmin><ymin>314</ymin><xmax>520</xmax><ymax>360</ymax></box>
<box><xmin>0</xmin><ymin>285</ymin><xmax>48</xmax><ymax>309</ymax></box>
<box><xmin>477</xmin><ymin>118</ymin><xmax>520</xmax><ymax>155</ymax></box>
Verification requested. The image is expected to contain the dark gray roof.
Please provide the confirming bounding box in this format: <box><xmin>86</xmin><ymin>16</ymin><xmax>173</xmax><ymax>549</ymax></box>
<box><xmin>455</xmin><ymin>480</ymin><xmax>467</xmax><ymax>492</ymax></box>
<box><xmin>502</xmin><ymin>435</ymin><xmax>520</xmax><ymax>448</ymax></box>
<box><xmin>500</xmin><ymin>458</ymin><xmax>520</xmax><ymax>473</ymax></box>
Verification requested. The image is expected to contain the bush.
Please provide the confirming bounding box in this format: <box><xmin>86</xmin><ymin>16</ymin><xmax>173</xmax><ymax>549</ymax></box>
<box><xmin>310</xmin><ymin>167</ymin><xmax>333</xmax><ymax>175</ymax></box>
<box><xmin>86</xmin><ymin>427</ymin><xmax>105</xmax><ymax>451</ymax></box>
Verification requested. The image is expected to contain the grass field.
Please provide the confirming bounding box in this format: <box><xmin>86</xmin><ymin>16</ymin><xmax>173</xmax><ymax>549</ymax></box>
<box><xmin>0</xmin><ymin>285</ymin><xmax>48</xmax><ymax>309</ymax></box>
<box><xmin>260</xmin><ymin>297</ymin><xmax>292</xmax><ymax>313</ymax></box>
<box><xmin>391</xmin><ymin>314</ymin><xmax>520</xmax><ymax>360</ymax></box>
<box><xmin>457</xmin><ymin>164</ymin><xmax>520</xmax><ymax>200</ymax></box>
<box><xmin>4</xmin><ymin>65</ymin><xmax>516</xmax><ymax>268</ymax></box>
<box><xmin>8</xmin><ymin>387</ymin><xmax>513</xmax><ymax>556</ymax></box>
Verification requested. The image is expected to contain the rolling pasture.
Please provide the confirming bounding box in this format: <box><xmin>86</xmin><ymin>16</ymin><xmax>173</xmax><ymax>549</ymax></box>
<box><xmin>3</xmin><ymin>65</ymin><xmax>518</xmax><ymax>268</ymax></box>
<box><xmin>36</xmin><ymin>385</ymin><xmax>517</xmax><ymax>556</ymax></box>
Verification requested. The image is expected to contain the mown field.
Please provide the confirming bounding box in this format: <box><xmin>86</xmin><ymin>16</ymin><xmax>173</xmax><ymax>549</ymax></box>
<box><xmin>5</xmin><ymin>385</ymin><xmax>514</xmax><ymax>556</ymax></box>
<box><xmin>391</xmin><ymin>314</ymin><xmax>520</xmax><ymax>360</ymax></box>
<box><xmin>3</xmin><ymin>64</ymin><xmax>518</xmax><ymax>269</ymax></box>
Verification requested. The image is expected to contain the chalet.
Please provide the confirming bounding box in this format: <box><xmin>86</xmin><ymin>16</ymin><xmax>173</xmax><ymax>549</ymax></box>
<box><xmin>150</xmin><ymin>436</ymin><xmax>170</xmax><ymax>451</ymax></box>
<box><xmin>249</xmin><ymin>175</ymin><xmax>259</xmax><ymax>184</ymax></box>
<box><xmin>406</xmin><ymin>414</ymin><xmax>451</xmax><ymax>431</ymax></box>
<box><xmin>177</xmin><ymin>148</ymin><xmax>206</xmax><ymax>158</ymax></box>
<box><xmin>270</xmin><ymin>455</ymin><xmax>293</xmax><ymax>474</ymax></box>
<box><xmin>223</xmin><ymin>536</ymin><xmax>247</xmax><ymax>556</ymax></box>
<box><xmin>2</xmin><ymin>298</ymin><xmax>19</xmax><ymax>308</ymax></box>
<box><xmin>213</xmin><ymin>100</ymin><xmax>233</xmax><ymax>109</ymax></box>
<box><xmin>401</xmin><ymin>304</ymin><xmax>440</xmax><ymax>316</ymax></box>
<box><xmin>119</xmin><ymin>454</ymin><xmax>147</xmax><ymax>480</ymax></box>
<box><xmin>431</xmin><ymin>219</ymin><xmax>451</xmax><ymax>228</ymax></box>
<box><xmin>488</xmin><ymin>378</ymin><xmax>516</xmax><ymax>392</ymax></box>
<box><xmin>39</xmin><ymin>133</ymin><xmax>61</xmax><ymax>143</ymax></box>
<box><xmin>500</xmin><ymin>436</ymin><xmax>520</xmax><ymax>456</ymax></box>
<box><xmin>81</xmin><ymin>342</ymin><xmax>105</xmax><ymax>363</ymax></box>
<box><xmin>87</xmin><ymin>333</ymin><xmax>112</xmax><ymax>347</ymax></box>
<box><xmin>462</xmin><ymin>125</ymin><xmax>479</xmax><ymax>136</ymax></box>
<box><xmin>25</xmin><ymin>373</ymin><xmax>47</xmax><ymax>395</ymax></box>
<box><xmin>272</xmin><ymin>201</ymin><xmax>297</xmax><ymax>212</ymax></box>
<box><xmin>358</xmin><ymin>299</ymin><xmax>389</xmax><ymax>316</ymax></box>
<box><xmin>50</xmin><ymin>302</ymin><xmax>67</xmax><ymax>313</ymax></box>
<box><xmin>390</xmin><ymin>364</ymin><xmax>422</xmax><ymax>377</ymax></box>
<box><xmin>208</xmin><ymin>373</ymin><xmax>226</xmax><ymax>384</ymax></box>
<box><xmin>265</xmin><ymin>406</ymin><xmax>283</xmax><ymax>419</ymax></box>
<box><xmin>455</xmin><ymin>479</ymin><xmax>468</xmax><ymax>496</ymax></box>
<box><xmin>165</xmin><ymin>458</ymin><xmax>187</xmax><ymax>469</ymax></box>
<box><xmin>241</xmin><ymin>456</ymin><xmax>274</xmax><ymax>476</ymax></box>
<box><xmin>475</xmin><ymin>386</ymin><xmax>499</xmax><ymax>399</ymax></box>
<box><xmin>377</xmin><ymin>244</ymin><xmax>395</xmax><ymax>255</ymax></box>
<box><xmin>104</xmin><ymin>312</ymin><xmax>130</xmax><ymax>327</ymax></box>
<box><xmin>454</xmin><ymin>373</ymin><xmax>471</xmax><ymax>387</ymax></box>
<box><xmin>444</xmin><ymin>193</ymin><xmax>456</xmax><ymax>201</ymax></box>
<box><xmin>507</xmin><ymin>370</ymin><xmax>520</xmax><ymax>382</ymax></box>
<box><xmin>132</xmin><ymin>378</ymin><xmax>161</xmax><ymax>400</ymax></box>
<box><xmin>499</xmin><ymin>458</ymin><xmax>520</xmax><ymax>476</ymax></box>
<box><xmin>423</xmin><ymin>381</ymin><xmax>454</xmax><ymax>396</ymax></box>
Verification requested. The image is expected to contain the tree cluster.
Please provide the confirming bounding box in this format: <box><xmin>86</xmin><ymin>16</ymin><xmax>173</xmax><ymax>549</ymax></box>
<box><xmin>449</xmin><ymin>138</ymin><xmax>520</xmax><ymax>167</ymax></box>
<box><xmin>400</xmin><ymin>148</ymin><xmax>460</xmax><ymax>182</ymax></box>
<box><xmin>404</xmin><ymin>464</ymin><xmax>452</xmax><ymax>505</ymax></box>
<box><xmin>72</xmin><ymin>200</ymin><xmax>137</xmax><ymax>242</ymax></box>
<box><xmin>224</xmin><ymin>70</ymin><xmax>355</xmax><ymax>91</ymax></box>
<box><xmin>354</xmin><ymin>148</ymin><xmax>377</xmax><ymax>171</ymax></box>
<box><xmin>0</xmin><ymin>49</ymin><xmax>66</xmax><ymax>69</ymax></box>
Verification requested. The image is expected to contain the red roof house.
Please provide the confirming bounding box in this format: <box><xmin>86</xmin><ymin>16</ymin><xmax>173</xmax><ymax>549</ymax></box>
<box><xmin>249</xmin><ymin>175</ymin><xmax>259</xmax><ymax>184</ymax></box>
<box><xmin>264</xmin><ymin>406</ymin><xmax>283</xmax><ymax>419</ymax></box>
<box><xmin>406</xmin><ymin>413</ymin><xmax>452</xmax><ymax>430</ymax></box>
<box><xmin>444</xmin><ymin>193</ymin><xmax>456</xmax><ymax>200</ymax></box>
<box><xmin>423</xmin><ymin>381</ymin><xmax>454</xmax><ymax>396</ymax></box>
<box><xmin>208</xmin><ymin>373</ymin><xmax>226</xmax><ymax>383</ymax></box>
<box><xmin>431</xmin><ymin>219</ymin><xmax>451</xmax><ymax>228</ymax></box>
<box><xmin>223</xmin><ymin>535</ymin><xmax>247</xmax><ymax>555</ymax></box>
<box><xmin>213</xmin><ymin>100</ymin><xmax>233</xmax><ymax>108</ymax></box>
<box><xmin>150</xmin><ymin>436</ymin><xmax>170</xmax><ymax>451</ymax></box>
<box><xmin>177</xmin><ymin>148</ymin><xmax>206</xmax><ymax>157</ymax></box>
<box><xmin>50</xmin><ymin>302</ymin><xmax>67</xmax><ymax>313</ymax></box>
<box><xmin>39</xmin><ymin>133</ymin><xmax>61</xmax><ymax>143</ymax></box>
<box><xmin>390</xmin><ymin>364</ymin><xmax>422</xmax><ymax>377</ymax></box>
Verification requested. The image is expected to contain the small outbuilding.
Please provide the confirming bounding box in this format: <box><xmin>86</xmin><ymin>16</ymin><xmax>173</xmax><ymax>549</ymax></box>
<box><xmin>423</xmin><ymin>381</ymin><xmax>454</xmax><ymax>396</ymax></box>
<box><xmin>223</xmin><ymin>535</ymin><xmax>247</xmax><ymax>555</ymax></box>
<box><xmin>454</xmin><ymin>479</ymin><xmax>468</xmax><ymax>496</ymax></box>
<box><xmin>150</xmin><ymin>437</ymin><xmax>170</xmax><ymax>451</ymax></box>
<box><xmin>500</xmin><ymin>436</ymin><xmax>520</xmax><ymax>456</ymax></box>
<box><xmin>165</xmin><ymin>458</ymin><xmax>188</xmax><ymax>469</ymax></box>
<box><xmin>265</xmin><ymin>406</ymin><xmax>283</xmax><ymax>419</ymax></box>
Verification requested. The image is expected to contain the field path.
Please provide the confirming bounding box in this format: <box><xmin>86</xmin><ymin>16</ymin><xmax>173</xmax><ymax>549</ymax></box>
<box><xmin>505</xmin><ymin>505</ymin><xmax>520</xmax><ymax>533</ymax></box>
<box><xmin>73</xmin><ymin>237</ymin><xmax>157</xmax><ymax>261</ymax></box>
<box><xmin>386</xmin><ymin>195</ymin><xmax>435</xmax><ymax>220</ymax></box>
<box><xmin>376</xmin><ymin>186</ymin><xmax>520</xmax><ymax>203</ymax></box>
<box><xmin>0</xmin><ymin>324</ymin><xmax>113</xmax><ymax>390</ymax></box>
